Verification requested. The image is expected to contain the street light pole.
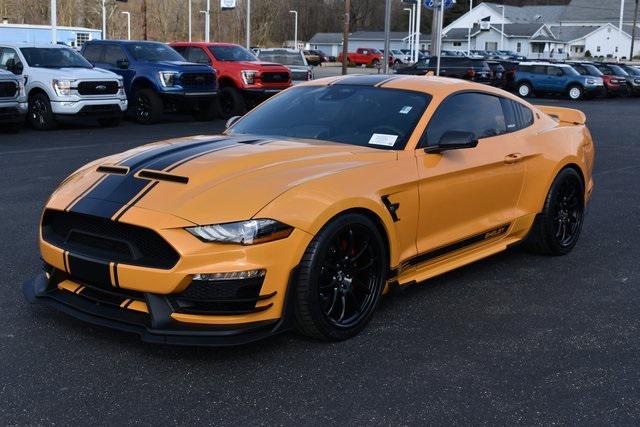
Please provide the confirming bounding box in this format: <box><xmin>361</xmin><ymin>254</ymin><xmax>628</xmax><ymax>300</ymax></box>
<box><xmin>414</xmin><ymin>0</ymin><xmax>422</xmax><ymax>62</ymax></box>
<box><xmin>205</xmin><ymin>0</ymin><xmax>211</xmax><ymax>42</ymax></box>
<box><xmin>51</xmin><ymin>0</ymin><xmax>57</xmax><ymax>44</ymax></box>
<box><xmin>499</xmin><ymin>5</ymin><xmax>505</xmax><ymax>50</ymax></box>
<box><xmin>631</xmin><ymin>0</ymin><xmax>639</xmax><ymax>59</ymax></box>
<box><xmin>467</xmin><ymin>0</ymin><xmax>473</xmax><ymax>55</ymax></box>
<box><xmin>436</xmin><ymin>0</ymin><xmax>444</xmax><ymax>76</ymax></box>
<box><xmin>619</xmin><ymin>0</ymin><xmax>625</xmax><ymax>59</ymax></box>
<box><xmin>188</xmin><ymin>0</ymin><xmax>192</xmax><ymax>42</ymax></box>
<box><xmin>246</xmin><ymin>0</ymin><xmax>251</xmax><ymax>48</ymax></box>
<box><xmin>403</xmin><ymin>8</ymin><xmax>413</xmax><ymax>60</ymax></box>
<box><xmin>383</xmin><ymin>0</ymin><xmax>392</xmax><ymax>74</ymax></box>
<box><xmin>200</xmin><ymin>10</ymin><xmax>209</xmax><ymax>41</ymax></box>
<box><xmin>121</xmin><ymin>11</ymin><xmax>131</xmax><ymax>40</ymax></box>
<box><xmin>102</xmin><ymin>0</ymin><xmax>106</xmax><ymax>40</ymax></box>
<box><xmin>341</xmin><ymin>0</ymin><xmax>350</xmax><ymax>75</ymax></box>
<box><xmin>289</xmin><ymin>10</ymin><xmax>298</xmax><ymax>49</ymax></box>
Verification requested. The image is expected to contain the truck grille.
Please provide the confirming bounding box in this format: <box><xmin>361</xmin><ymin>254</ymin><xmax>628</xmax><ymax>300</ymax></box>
<box><xmin>180</xmin><ymin>73</ymin><xmax>216</xmax><ymax>87</ymax></box>
<box><xmin>261</xmin><ymin>72</ymin><xmax>289</xmax><ymax>83</ymax></box>
<box><xmin>0</xmin><ymin>81</ymin><xmax>18</xmax><ymax>98</ymax></box>
<box><xmin>41</xmin><ymin>209</ymin><xmax>180</xmax><ymax>270</ymax></box>
<box><xmin>77</xmin><ymin>81</ymin><xmax>119</xmax><ymax>95</ymax></box>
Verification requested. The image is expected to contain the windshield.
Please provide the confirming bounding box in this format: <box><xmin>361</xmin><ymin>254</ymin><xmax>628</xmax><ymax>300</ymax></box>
<box><xmin>20</xmin><ymin>47</ymin><xmax>92</xmax><ymax>68</ymax></box>
<box><xmin>228</xmin><ymin>85</ymin><xmax>431</xmax><ymax>150</ymax></box>
<box><xmin>581</xmin><ymin>64</ymin><xmax>603</xmax><ymax>76</ymax></box>
<box><xmin>609</xmin><ymin>65</ymin><xmax>628</xmax><ymax>76</ymax></box>
<box><xmin>624</xmin><ymin>66</ymin><xmax>640</xmax><ymax>76</ymax></box>
<box><xmin>125</xmin><ymin>42</ymin><xmax>184</xmax><ymax>62</ymax></box>
<box><xmin>209</xmin><ymin>45</ymin><xmax>257</xmax><ymax>61</ymax></box>
<box><xmin>257</xmin><ymin>50</ymin><xmax>305</xmax><ymax>66</ymax></box>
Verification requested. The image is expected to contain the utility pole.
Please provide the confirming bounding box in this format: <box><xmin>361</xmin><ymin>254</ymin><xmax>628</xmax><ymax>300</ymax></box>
<box><xmin>122</xmin><ymin>11</ymin><xmax>131</xmax><ymax>40</ymax></box>
<box><xmin>341</xmin><ymin>0</ymin><xmax>350</xmax><ymax>75</ymax></box>
<box><xmin>383</xmin><ymin>0</ymin><xmax>392</xmax><ymax>73</ymax></box>
<box><xmin>205</xmin><ymin>0</ymin><xmax>210</xmax><ymax>42</ymax></box>
<box><xmin>467</xmin><ymin>0</ymin><xmax>473</xmax><ymax>55</ymax></box>
<box><xmin>246</xmin><ymin>0</ymin><xmax>251</xmax><ymax>48</ymax></box>
<box><xmin>431</xmin><ymin>6</ymin><xmax>437</xmax><ymax>57</ymax></box>
<box><xmin>102</xmin><ymin>0</ymin><xmax>106</xmax><ymax>40</ymax></box>
<box><xmin>631</xmin><ymin>0</ymin><xmax>639</xmax><ymax>59</ymax></box>
<box><xmin>51</xmin><ymin>0</ymin><xmax>57</xmax><ymax>44</ymax></box>
<box><xmin>142</xmin><ymin>0</ymin><xmax>147</xmax><ymax>40</ymax></box>
<box><xmin>188</xmin><ymin>0</ymin><xmax>192</xmax><ymax>42</ymax></box>
<box><xmin>414</xmin><ymin>0</ymin><xmax>421</xmax><ymax>62</ymax></box>
<box><xmin>619</xmin><ymin>0</ymin><xmax>624</xmax><ymax>59</ymax></box>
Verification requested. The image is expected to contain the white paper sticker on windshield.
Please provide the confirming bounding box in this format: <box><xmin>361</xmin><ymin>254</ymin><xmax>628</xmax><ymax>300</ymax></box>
<box><xmin>369</xmin><ymin>133</ymin><xmax>398</xmax><ymax>147</ymax></box>
<box><xmin>399</xmin><ymin>106</ymin><xmax>413</xmax><ymax>114</ymax></box>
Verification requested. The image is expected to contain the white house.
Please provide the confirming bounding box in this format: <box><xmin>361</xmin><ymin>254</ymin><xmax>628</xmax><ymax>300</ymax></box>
<box><xmin>443</xmin><ymin>0</ymin><xmax>640</xmax><ymax>59</ymax></box>
<box><xmin>0</xmin><ymin>22</ymin><xmax>101</xmax><ymax>47</ymax></box>
<box><xmin>308</xmin><ymin>31</ymin><xmax>428</xmax><ymax>57</ymax></box>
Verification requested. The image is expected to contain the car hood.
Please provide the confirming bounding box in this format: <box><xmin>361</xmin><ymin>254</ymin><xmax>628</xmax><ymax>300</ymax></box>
<box><xmin>32</xmin><ymin>66</ymin><xmax>120</xmax><ymax>80</ymax></box>
<box><xmin>147</xmin><ymin>60</ymin><xmax>213</xmax><ymax>72</ymax></box>
<box><xmin>57</xmin><ymin>135</ymin><xmax>395</xmax><ymax>225</ymax></box>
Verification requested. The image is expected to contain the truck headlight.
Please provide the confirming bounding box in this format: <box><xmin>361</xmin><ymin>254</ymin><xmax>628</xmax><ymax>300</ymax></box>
<box><xmin>52</xmin><ymin>79</ymin><xmax>74</xmax><ymax>96</ymax></box>
<box><xmin>158</xmin><ymin>71</ymin><xmax>178</xmax><ymax>87</ymax></box>
<box><xmin>241</xmin><ymin>70</ymin><xmax>257</xmax><ymax>85</ymax></box>
<box><xmin>186</xmin><ymin>219</ymin><xmax>293</xmax><ymax>245</ymax></box>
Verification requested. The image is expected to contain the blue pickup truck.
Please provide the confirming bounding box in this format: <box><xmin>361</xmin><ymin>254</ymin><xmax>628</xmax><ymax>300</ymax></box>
<box><xmin>81</xmin><ymin>40</ymin><xmax>218</xmax><ymax>124</ymax></box>
<box><xmin>514</xmin><ymin>62</ymin><xmax>604</xmax><ymax>100</ymax></box>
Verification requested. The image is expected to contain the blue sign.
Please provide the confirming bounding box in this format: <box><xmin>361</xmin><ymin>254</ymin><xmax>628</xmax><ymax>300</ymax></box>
<box><xmin>424</xmin><ymin>0</ymin><xmax>454</xmax><ymax>10</ymax></box>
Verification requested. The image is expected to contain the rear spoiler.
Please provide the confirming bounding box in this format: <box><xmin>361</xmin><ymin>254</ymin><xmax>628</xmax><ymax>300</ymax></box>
<box><xmin>537</xmin><ymin>105</ymin><xmax>586</xmax><ymax>125</ymax></box>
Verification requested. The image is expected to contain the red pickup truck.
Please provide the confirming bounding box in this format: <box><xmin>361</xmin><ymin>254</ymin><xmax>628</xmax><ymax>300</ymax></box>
<box><xmin>171</xmin><ymin>42</ymin><xmax>292</xmax><ymax>118</ymax></box>
<box><xmin>338</xmin><ymin>48</ymin><xmax>383</xmax><ymax>66</ymax></box>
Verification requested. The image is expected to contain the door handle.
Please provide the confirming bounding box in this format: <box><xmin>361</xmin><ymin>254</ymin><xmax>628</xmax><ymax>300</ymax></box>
<box><xmin>504</xmin><ymin>153</ymin><xmax>523</xmax><ymax>164</ymax></box>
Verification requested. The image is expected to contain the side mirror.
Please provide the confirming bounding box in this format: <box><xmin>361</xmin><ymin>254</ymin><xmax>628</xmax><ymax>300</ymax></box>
<box><xmin>225</xmin><ymin>115</ymin><xmax>242</xmax><ymax>129</ymax></box>
<box><xmin>116</xmin><ymin>59</ymin><xmax>130</xmax><ymax>69</ymax></box>
<box><xmin>424</xmin><ymin>131</ymin><xmax>478</xmax><ymax>154</ymax></box>
<box><xmin>11</xmin><ymin>62</ymin><xmax>23</xmax><ymax>75</ymax></box>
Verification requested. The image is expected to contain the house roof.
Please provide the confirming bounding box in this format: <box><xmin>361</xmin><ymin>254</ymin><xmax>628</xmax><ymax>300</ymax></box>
<box><xmin>443</xmin><ymin>26</ymin><xmax>480</xmax><ymax>40</ymax></box>
<box><xmin>349</xmin><ymin>31</ymin><xmax>422</xmax><ymax>41</ymax></box>
<box><xmin>308</xmin><ymin>33</ymin><xmax>343</xmax><ymax>44</ymax></box>
<box><xmin>483</xmin><ymin>2</ymin><xmax>566</xmax><ymax>24</ymax></box>
<box><xmin>494</xmin><ymin>23</ymin><xmax>550</xmax><ymax>37</ymax></box>
<box><xmin>549</xmin><ymin>25</ymin><xmax>601</xmax><ymax>42</ymax></box>
<box><xmin>560</xmin><ymin>0</ymin><xmax>637</xmax><ymax>23</ymax></box>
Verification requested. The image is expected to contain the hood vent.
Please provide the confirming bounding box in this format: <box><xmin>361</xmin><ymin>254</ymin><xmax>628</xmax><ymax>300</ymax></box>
<box><xmin>137</xmin><ymin>169</ymin><xmax>189</xmax><ymax>184</ymax></box>
<box><xmin>97</xmin><ymin>165</ymin><xmax>129</xmax><ymax>175</ymax></box>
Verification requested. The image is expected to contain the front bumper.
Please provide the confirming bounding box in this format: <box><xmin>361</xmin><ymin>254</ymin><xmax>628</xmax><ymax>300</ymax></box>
<box><xmin>23</xmin><ymin>270</ymin><xmax>296</xmax><ymax>346</ymax></box>
<box><xmin>51</xmin><ymin>98</ymin><xmax>128</xmax><ymax>116</ymax></box>
<box><xmin>584</xmin><ymin>85</ymin><xmax>606</xmax><ymax>96</ymax></box>
<box><xmin>0</xmin><ymin>101</ymin><xmax>27</xmax><ymax>122</ymax></box>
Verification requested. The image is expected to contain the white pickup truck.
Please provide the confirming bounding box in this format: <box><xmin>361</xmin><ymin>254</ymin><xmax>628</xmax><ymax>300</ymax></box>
<box><xmin>0</xmin><ymin>69</ymin><xmax>27</xmax><ymax>132</ymax></box>
<box><xmin>0</xmin><ymin>43</ymin><xmax>127</xmax><ymax>130</ymax></box>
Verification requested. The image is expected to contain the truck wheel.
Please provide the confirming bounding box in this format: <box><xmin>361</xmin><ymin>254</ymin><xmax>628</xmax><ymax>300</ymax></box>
<box><xmin>192</xmin><ymin>99</ymin><xmax>218</xmax><ymax>121</ymax></box>
<box><xmin>517</xmin><ymin>82</ymin><xmax>533</xmax><ymax>98</ymax></box>
<box><xmin>567</xmin><ymin>85</ymin><xmax>584</xmax><ymax>100</ymax></box>
<box><xmin>133</xmin><ymin>88</ymin><xmax>163</xmax><ymax>124</ymax></box>
<box><xmin>217</xmin><ymin>86</ymin><xmax>246</xmax><ymax>120</ymax></box>
<box><xmin>371</xmin><ymin>59</ymin><xmax>380</xmax><ymax>67</ymax></box>
<box><xmin>28</xmin><ymin>92</ymin><xmax>57</xmax><ymax>130</ymax></box>
<box><xmin>97</xmin><ymin>116</ymin><xmax>122</xmax><ymax>127</ymax></box>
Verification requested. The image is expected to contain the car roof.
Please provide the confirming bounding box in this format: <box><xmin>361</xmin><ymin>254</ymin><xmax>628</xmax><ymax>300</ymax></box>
<box><xmin>258</xmin><ymin>48</ymin><xmax>300</xmax><ymax>53</ymax></box>
<box><xmin>0</xmin><ymin>42</ymin><xmax>71</xmax><ymax>49</ymax></box>
<box><xmin>519</xmin><ymin>61</ymin><xmax>572</xmax><ymax>68</ymax></box>
<box><xmin>85</xmin><ymin>39</ymin><xmax>165</xmax><ymax>45</ymax></box>
<box><xmin>170</xmin><ymin>42</ymin><xmax>240</xmax><ymax>47</ymax></box>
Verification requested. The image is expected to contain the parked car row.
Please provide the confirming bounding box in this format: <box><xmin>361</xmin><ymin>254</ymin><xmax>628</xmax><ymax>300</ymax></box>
<box><xmin>0</xmin><ymin>40</ymin><xmax>309</xmax><ymax>132</ymax></box>
<box><xmin>396</xmin><ymin>54</ymin><xmax>640</xmax><ymax>101</ymax></box>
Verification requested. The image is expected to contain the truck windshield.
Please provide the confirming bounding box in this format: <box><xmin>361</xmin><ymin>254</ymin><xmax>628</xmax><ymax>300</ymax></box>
<box><xmin>257</xmin><ymin>50</ymin><xmax>305</xmax><ymax>66</ymax></box>
<box><xmin>228</xmin><ymin>85</ymin><xmax>431</xmax><ymax>150</ymax></box>
<box><xmin>125</xmin><ymin>43</ymin><xmax>185</xmax><ymax>62</ymax></box>
<box><xmin>209</xmin><ymin>45</ymin><xmax>256</xmax><ymax>61</ymax></box>
<box><xmin>20</xmin><ymin>48</ymin><xmax>92</xmax><ymax>69</ymax></box>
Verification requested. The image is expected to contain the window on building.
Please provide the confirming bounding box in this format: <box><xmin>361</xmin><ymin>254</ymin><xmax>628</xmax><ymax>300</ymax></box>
<box><xmin>597</xmin><ymin>46</ymin><xmax>601</xmax><ymax>52</ymax></box>
<box><xmin>615</xmin><ymin>46</ymin><xmax>619</xmax><ymax>53</ymax></box>
<box><xmin>517</xmin><ymin>42</ymin><xmax>522</xmax><ymax>53</ymax></box>
<box><xmin>76</xmin><ymin>32</ymin><xmax>90</xmax><ymax>48</ymax></box>
<box><xmin>453</xmin><ymin>41</ymin><xmax>461</xmax><ymax>47</ymax></box>
<box><xmin>485</xmin><ymin>41</ymin><xmax>498</xmax><ymax>50</ymax></box>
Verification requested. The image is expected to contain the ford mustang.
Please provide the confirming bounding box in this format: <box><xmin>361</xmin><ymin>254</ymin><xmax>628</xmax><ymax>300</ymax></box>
<box><xmin>23</xmin><ymin>75</ymin><xmax>595</xmax><ymax>345</ymax></box>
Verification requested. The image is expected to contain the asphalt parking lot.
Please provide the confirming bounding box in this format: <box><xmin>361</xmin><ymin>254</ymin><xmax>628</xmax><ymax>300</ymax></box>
<box><xmin>1</xmin><ymin>96</ymin><xmax>639</xmax><ymax>424</ymax></box>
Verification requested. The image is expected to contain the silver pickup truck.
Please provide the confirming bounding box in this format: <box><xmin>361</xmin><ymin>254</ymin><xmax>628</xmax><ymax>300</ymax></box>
<box><xmin>0</xmin><ymin>69</ymin><xmax>27</xmax><ymax>132</ymax></box>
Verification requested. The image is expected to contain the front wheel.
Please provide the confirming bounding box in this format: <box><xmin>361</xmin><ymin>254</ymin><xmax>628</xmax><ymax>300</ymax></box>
<box><xmin>525</xmin><ymin>168</ymin><xmax>585</xmax><ymax>255</ymax></box>
<box><xmin>133</xmin><ymin>88</ymin><xmax>163</xmax><ymax>124</ymax></box>
<box><xmin>28</xmin><ymin>93</ymin><xmax>57</xmax><ymax>130</ymax></box>
<box><xmin>216</xmin><ymin>86</ymin><xmax>246</xmax><ymax>120</ymax></box>
<box><xmin>371</xmin><ymin>59</ymin><xmax>380</xmax><ymax>67</ymax></box>
<box><xmin>567</xmin><ymin>85</ymin><xmax>584</xmax><ymax>100</ymax></box>
<box><xmin>294</xmin><ymin>213</ymin><xmax>387</xmax><ymax>341</ymax></box>
<box><xmin>517</xmin><ymin>82</ymin><xmax>533</xmax><ymax>98</ymax></box>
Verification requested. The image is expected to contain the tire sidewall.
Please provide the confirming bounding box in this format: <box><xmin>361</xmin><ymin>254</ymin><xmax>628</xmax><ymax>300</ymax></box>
<box><xmin>568</xmin><ymin>85</ymin><xmax>583</xmax><ymax>100</ymax></box>
<box><xmin>28</xmin><ymin>93</ymin><xmax>55</xmax><ymax>130</ymax></box>
<box><xmin>518</xmin><ymin>83</ymin><xmax>531</xmax><ymax>97</ymax></box>
<box><xmin>295</xmin><ymin>213</ymin><xmax>387</xmax><ymax>341</ymax></box>
<box><xmin>217</xmin><ymin>86</ymin><xmax>246</xmax><ymax>120</ymax></box>
<box><xmin>133</xmin><ymin>88</ymin><xmax>162</xmax><ymax>124</ymax></box>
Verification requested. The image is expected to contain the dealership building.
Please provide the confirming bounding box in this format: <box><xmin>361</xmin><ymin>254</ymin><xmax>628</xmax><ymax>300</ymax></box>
<box><xmin>0</xmin><ymin>21</ymin><xmax>102</xmax><ymax>48</ymax></box>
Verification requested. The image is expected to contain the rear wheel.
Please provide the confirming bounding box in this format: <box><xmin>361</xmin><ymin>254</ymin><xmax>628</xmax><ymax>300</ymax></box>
<box><xmin>517</xmin><ymin>82</ymin><xmax>533</xmax><ymax>98</ymax></box>
<box><xmin>294</xmin><ymin>213</ymin><xmax>387</xmax><ymax>341</ymax></box>
<box><xmin>216</xmin><ymin>86</ymin><xmax>246</xmax><ymax>120</ymax></box>
<box><xmin>133</xmin><ymin>88</ymin><xmax>163</xmax><ymax>124</ymax></box>
<box><xmin>525</xmin><ymin>168</ymin><xmax>585</xmax><ymax>255</ymax></box>
<box><xmin>28</xmin><ymin>92</ymin><xmax>57</xmax><ymax>130</ymax></box>
<box><xmin>371</xmin><ymin>59</ymin><xmax>380</xmax><ymax>67</ymax></box>
<box><xmin>568</xmin><ymin>85</ymin><xmax>584</xmax><ymax>100</ymax></box>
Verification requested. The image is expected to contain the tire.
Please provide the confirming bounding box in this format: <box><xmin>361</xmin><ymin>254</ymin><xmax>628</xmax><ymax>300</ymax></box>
<box><xmin>567</xmin><ymin>85</ymin><xmax>584</xmax><ymax>100</ymax></box>
<box><xmin>133</xmin><ymin>88</ymin><xmax>163</xmax><ymax>124</ymax></box>
<box><xmin>524</xmin><ymin>167</ymin><xmax>585</xmax><ymax>256</ymax></box>
<box><xmin>97</xmin><ymin>116</ymin><xmax>122</xmax><ymax>127</ymax></box>
<box><xmin>192</xmin><ymin>99</ymin><xmax>218</xmax><ymax>121</ymax></box>
<box><xmin>517</xmin><ymin>82</ymin><xmax>533</xmax><ymax>98</ymax></box>
<box><xmin>294</xmin><ymin>213</ymin><xmax>387</xmax><ymax>341</ymax></box>
<box><xmin>216</xmin><ymin>86</ymin><xmax>246</xmax><ymax>120</ymax></box>
<box><xmin>371</xmin><ymin>59</ymin><xmax>380</xmax><ymax>67</ymax></box>
<box><xmin>28</xmin><ymin>92</ymin><xmax>57</xmax><ymax>130</ymax></box>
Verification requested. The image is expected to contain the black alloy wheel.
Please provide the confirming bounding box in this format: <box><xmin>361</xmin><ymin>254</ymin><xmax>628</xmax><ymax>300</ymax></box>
<box><xmin>552</xmin><ymin>175</ymin><xmax>583</xmax><ymax>248</ymax></box>
<box><xmin>133</xmin><ymin>88</ymin><xmax>163</xmax><ymax>124</ymax></box>
<box><xmin>294</xmin><ymin>213</ymin><xmax>387</xmax><ymax>341</ymax></box>
<box><xmin>28</xmin><ymin>93</ymin><xmax>56</xmax><ymax>130</ymax></box>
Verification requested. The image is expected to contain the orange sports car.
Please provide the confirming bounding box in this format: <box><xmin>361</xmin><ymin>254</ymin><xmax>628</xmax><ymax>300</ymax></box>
<box><xmin>24</xmin><ymin>75</ymin><xmax>594</xmax><ymax>345</ymax></box>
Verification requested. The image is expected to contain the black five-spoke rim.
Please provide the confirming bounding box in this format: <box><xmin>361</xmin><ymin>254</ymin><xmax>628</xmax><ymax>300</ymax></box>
<box><xmin>317</xmin><ymin>224</ymin><xmax>381</xmax><ymax>328</ymax></box>
<box><xmin>136</xmin><ymin>94</ymin><xmax>151</xmax><ymax>121</ymax></box>
<box><xmin>553</xmin><ymin>177</ymin><xmax>582</xmax><ymax>247</ymax></box>
<box><xmin>31</xmin><ymin>98</ymin><xmax>47</xmax><ymax>126</ymax></box>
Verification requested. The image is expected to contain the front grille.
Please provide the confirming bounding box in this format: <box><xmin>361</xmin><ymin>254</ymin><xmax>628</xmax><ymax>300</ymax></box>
<box><xmin>42</xmin><ymin>209</ymin><xmax>180</xmax><ymax>269</ymax></box>
<box><xmin>78</xmin><ymin>104</ymin><xmax>121</xmax><ymax>114</ymax></box>
<box><xmin>261</xmin><ymin>72</ymin><xmax>289</xmax><ymax>83</ymax></box>
<box><xmin>0</xmin><ymin>81</ymin><xmax>18</xmax><ymax>98</ymax></box>
<box><xmin>77</xmin><ymin>81</ymin><xmax>119</xmax><ymax>95</ymax></box>
<box><xmin>171</xmin><ymin>277</ymin><xmax>267</xmax><ymax>314</ymax></box>
<box><xmin>180</xmin><ymin>73</ymin><xmax>216</xmax><ymax>87</ymax></box>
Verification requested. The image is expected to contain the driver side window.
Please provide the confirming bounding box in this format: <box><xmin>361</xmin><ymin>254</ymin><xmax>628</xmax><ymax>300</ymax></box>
<box><xmin>421</xmin><ymin>92</ymin><xmax>506</xmax><ymax>148</ymax></box>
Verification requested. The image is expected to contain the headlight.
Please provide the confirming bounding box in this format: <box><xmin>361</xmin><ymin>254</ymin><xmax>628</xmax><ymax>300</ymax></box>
<box><xmin>634</xmin><ymin>78</ymin><xmax>640</xmax><ymax>85</ymax></box>
<box><xmin>52</xmin><ymin>79</ymin><xmax>74</xmax><ymax>96</ymax></box>
<box><xmin>186</xmin><ymin>219</ymin><xmax>293</xmax><ymax>245</ymax></box>
<box><xmin>18</xmin><ymin>78</ymin><xmax>25</xmax><ymax>97</ymax></box>
<box><xmin>158</xmin><ymin>71</ymin><xmax>178</xmax><ymax>87</ymax></box>
<box><xmin>586</xmin><ymin>78</ymin><xmax>596</xmax><ymax>85</ymax></box>
<box><xmin>240</xmin><ymin>70</ymin><xmax>257</xmax><ymax>85</ymax></box>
